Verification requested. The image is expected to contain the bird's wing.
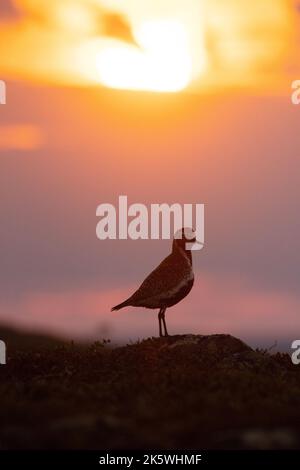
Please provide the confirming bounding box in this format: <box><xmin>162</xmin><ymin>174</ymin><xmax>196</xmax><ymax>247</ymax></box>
<box><xmin>129</xmin><ymin>254</ymin><xmax>192</xmax><ymax>305</ymax></box>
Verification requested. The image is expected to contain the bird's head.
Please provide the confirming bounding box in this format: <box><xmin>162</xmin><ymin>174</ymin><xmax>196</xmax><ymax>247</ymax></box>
<box><xmin>172</xmin><ymin>227</ymin><xmax>203</xmax><ymax>256</ymax></box>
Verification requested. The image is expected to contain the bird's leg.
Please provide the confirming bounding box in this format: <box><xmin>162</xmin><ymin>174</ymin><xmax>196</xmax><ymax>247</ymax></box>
<box><xmin>158</xmin><ymin>308</ymin><xmax>163</xmax><ymax>337</ymax></box>
<box><xmin>162</xmin><ymin>308</ymin><xmax>169</xmax><ymax>337</ymax></box>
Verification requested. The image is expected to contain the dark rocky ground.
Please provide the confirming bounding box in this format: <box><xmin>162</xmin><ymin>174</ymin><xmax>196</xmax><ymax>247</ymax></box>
<box><xmin>0</xmin><ymin>327</ymin><xmax>300</xmax><ymax>450</ymax></box>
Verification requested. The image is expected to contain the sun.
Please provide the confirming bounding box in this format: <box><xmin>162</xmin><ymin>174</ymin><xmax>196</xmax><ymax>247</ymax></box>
<box><xmin>96</xmin><ymin>19</ymin><xmax>195</xmax><ymax>93</ymax></box>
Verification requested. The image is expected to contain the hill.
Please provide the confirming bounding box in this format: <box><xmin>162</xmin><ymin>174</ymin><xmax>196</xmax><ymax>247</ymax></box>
<box><xmin>0</xmin><ymin>324</ymin><xmax>66</xmax><ymax>350</ymax></box>
<box><xmin>0</xmin><ymin>332</ymin><xmax>300</xmax><ymax>449</ymax></box>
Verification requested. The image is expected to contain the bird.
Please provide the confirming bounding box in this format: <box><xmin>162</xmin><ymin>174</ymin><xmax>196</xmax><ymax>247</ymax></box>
<box><xmin>111</xmin><ymin>228</ymin><xmax>201</xmax><ymax>337</ymax></box>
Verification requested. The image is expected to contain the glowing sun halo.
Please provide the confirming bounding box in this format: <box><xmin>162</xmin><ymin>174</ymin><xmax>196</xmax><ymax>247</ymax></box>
<box><xmin>96</xmin><ymin>20</ymin><xmax>194</xmax><ymax>93</ymax></box>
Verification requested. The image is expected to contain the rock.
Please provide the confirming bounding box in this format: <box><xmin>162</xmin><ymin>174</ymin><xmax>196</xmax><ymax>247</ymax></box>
<box><xmin>1</xmin><ymin>332</ymin><xmax>300</xmax><ymax>450</ymax></box>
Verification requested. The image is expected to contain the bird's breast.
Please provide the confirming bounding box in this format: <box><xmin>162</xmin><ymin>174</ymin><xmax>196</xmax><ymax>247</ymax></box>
<box><xmin>145</xmin><ymin>268</ymin><xmax>194</xmax><ymax>309</ymax></box>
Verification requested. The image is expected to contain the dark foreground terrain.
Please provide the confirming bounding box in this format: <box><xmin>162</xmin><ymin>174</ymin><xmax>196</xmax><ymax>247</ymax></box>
<box><xmin>1</xmin><ymin>329</ymin><xmax>300</xmax><ymax>450</ymax></box>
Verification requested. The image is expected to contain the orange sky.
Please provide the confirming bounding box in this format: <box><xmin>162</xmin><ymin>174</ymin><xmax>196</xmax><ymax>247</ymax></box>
<box><xmin>0</xmin><ymin>0</ymin><xmax>299</xmax><ymax>91</ymax></box>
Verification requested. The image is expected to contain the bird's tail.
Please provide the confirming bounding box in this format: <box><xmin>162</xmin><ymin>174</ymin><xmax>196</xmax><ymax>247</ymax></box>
<box><xmin>111</xmin><ymin>299</ymin><xmax>131</xmax><ymax>312</ymax></box>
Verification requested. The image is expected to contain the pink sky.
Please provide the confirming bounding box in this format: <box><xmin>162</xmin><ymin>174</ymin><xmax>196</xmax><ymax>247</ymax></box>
<box><xmin>0</xmin><ymin>272</ymin><xmax>299</xmax><ymax>350</ymax></box>
<box><xmin>0</xmin><ymin>82</ymin><xmax>299</xmax><ymax>350</ymax></box>
<box><xmin>0</xmin><ymin>1</ymin><xmax>300</xmax><ymax>350</ymax></box>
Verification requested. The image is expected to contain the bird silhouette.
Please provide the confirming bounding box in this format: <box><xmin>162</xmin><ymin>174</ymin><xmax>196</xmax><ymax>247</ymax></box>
<box><xmin>111</xmin><ymin>228</ymin><xmax>201</xmax><ymax>337</ymax></box>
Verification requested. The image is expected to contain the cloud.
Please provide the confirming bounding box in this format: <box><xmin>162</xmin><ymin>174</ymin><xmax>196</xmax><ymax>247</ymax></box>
<box><xmin>0</xmin><ymin>125</ymin><xmax>44</xmax><ymax>151</ymax></box>
<box><xmin>11</xmin><ymin>0</ymin><xmax>135</xmax><ymax>42</ymax></box>
<box><xmin>101</xmin><ymin>12</ymin><xmax>136</xmax><ymax>44</ymax></box>
<box><xmin>0</xmin><ymin>0</ymin><xmax>20</xmax><ymax>19</ymax></box>
<box><xmin>0</xmin><ymin>0</ymin><xmax>138</xmax><ymax>86</ymax></box>
<box><xmin>0</xmin><ymin>0</ymin><xmax>298</xmax><ymax>90</ymax></box>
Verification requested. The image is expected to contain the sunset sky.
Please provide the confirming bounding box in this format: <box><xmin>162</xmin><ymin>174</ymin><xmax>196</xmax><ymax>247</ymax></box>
<box><xmin>0</xmin><ymin>0</ymin><xmax>300</xmax><ymax>349</ymax></box>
